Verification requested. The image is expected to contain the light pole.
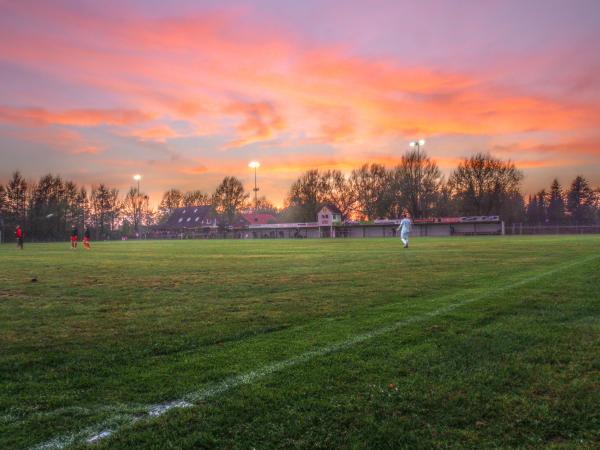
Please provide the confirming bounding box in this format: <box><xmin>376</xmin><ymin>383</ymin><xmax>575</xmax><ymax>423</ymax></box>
<box><xmin>133</xmin><ymin>174</ymin><xmax>142</xmax><ymax>194</ymax></box>
<box><xmin>133</xmin><ymin>174</ymin><xmax>142</xmax><ymax>236</ymax></box>
<box><xmin>408</xmin><ymin>139</ymin><xmax>426</xmax><ymax>218</ymax></box>
<box><xmin>248</xmin><ymin>161</ymin><xmax>260</xmax><ymax>212</ymax></box>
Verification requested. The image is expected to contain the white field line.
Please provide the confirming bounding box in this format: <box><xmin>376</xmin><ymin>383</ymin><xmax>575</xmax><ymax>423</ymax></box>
<box><xmin>31</xmin><ymin>255</ymin><xmax>598</xmax><ymax>450</ymax></box>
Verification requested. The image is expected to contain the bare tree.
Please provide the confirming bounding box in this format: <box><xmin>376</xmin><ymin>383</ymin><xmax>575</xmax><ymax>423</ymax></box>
<box><xmin>158</xmin><ymin>189</ymin><xmax>183</xmax><ymax>222</ymax></box>
<box><xmin>4</xmin><ymin>171</ymin><xmax>28</xmax><ymax>228</ymax></box>
<box><xmin>212</xmin><ymin>176</ymin><xmax>249</xmax><ymax>224</ymax></box>
<box><xmin>90</xmin><ymin>184</ymin><xmax>120</xmax><ymax>239</ymax></box>
<box><xmin>122</xmin><ymin>187</ymin><xmax>149</xmax><ymax>235</ymax></box>
<box><xmin>390</xmin><ymin>149</ymin><xmax>443</xmax><ymax>218</ymax></box>
<box><xmin>286</xmin><ymin>169</ymin><xmax>327</xmax><ymax>222</ymax></box>
<box><xmin>449</xmin><ymin>153</ymin><xmax>523</xmax><ymax>216</ymax></box>
<box><xmin>320</xmin><ymin>170</ymin><xmax>355</xmax><ymax>218</ymax></box>
<box><xmin>183</xmin><ymin>190</ymin><xmax>210</xmax><ymax>207</ymax></box>
<box><xmin>348</xmin><ymin>164</ymin><xmax>390</xmax><ymax>220</ymax></box>
<box><xmin>254</xmin><ymin>196</ymin><xmax>279</xmax><ymax>215</ymax></box>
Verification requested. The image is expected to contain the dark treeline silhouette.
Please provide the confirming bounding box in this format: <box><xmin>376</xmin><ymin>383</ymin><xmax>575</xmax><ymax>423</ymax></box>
<box><xmin>1</xmin><ymin>152</ymin><xmax>599</xmax><ymax>242</ymax></box>
<box><xmin>284</xmin><ymin>152</ymin><xmax>525</xmax><ymax>222</ymax></box>
<box><xmin>0</xmin><ymin>171</ymin><xmax>149</xmax><ymax>242</ymax></box>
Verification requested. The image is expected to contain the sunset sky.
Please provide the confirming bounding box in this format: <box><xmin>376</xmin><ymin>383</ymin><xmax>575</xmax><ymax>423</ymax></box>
<box><xmin>1</xmin><ymin>0</ymin><xmax>600</xmax><ymax>206</ymax></box>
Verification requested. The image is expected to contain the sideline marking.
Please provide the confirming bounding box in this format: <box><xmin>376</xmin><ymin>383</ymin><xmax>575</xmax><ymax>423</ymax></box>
<box><xmin>32</xmin><ymin>255</ymin><xmax>598</xmax><ymax>449</ymax></box>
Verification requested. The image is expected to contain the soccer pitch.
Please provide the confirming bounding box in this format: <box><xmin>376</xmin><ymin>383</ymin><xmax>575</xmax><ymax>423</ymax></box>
<box><xmin>1</xmin><ymin>236</ymin><xmax>599</xmax><ymax>449</ymax></box>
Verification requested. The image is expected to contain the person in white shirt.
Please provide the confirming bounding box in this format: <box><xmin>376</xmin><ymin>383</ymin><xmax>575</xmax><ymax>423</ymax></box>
<box><xmin>398</xmin><ymin>212</ymin><xmax>412</xmax><ymax>248</ymax></box>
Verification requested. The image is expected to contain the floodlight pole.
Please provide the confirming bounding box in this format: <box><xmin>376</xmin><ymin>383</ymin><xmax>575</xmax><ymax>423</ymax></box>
<box><xmin>253</xmin><ymin>165</ymin><xmax>259</xmax><ymax>211</ymax></box>
<box><xmin>409</xmin><ymin>140</ymin><xmax>425</xmax><ymax>218</ymax></box>
<box><xmin>133</xmin><ymin>174</ymin><xmax>142</xmax><ymax>236</ymax></box>
<box><xmin>249</xmin><ymin>162</ymin><xmax>260</xmax><ymax>212</ymax></box>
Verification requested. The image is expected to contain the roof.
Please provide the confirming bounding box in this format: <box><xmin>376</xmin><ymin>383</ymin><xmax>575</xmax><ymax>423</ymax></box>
<box><xmin>161</xmin><ymin>206</ymin><xmax>216</xmax><ymax>229</ymax></box>
<box><xmin>319</xmin><ymin>203</ymin><xmax>342</xmax><ymax>215</ymax></box>
<box><xmin>241</xmin><ymin>213</ymin><xmax>278</xmax><ymax>225</ymax></box>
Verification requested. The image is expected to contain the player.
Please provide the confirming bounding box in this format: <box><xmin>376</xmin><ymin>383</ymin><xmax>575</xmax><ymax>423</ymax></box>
<box><xmin>398</xmin><ymin>212</ymin><xmax>412</xmax><ymax>248</ymax></box>
<box><xmin>83</xmin><ymin>226</ymin><xmax>91</xmax><ymax>250</ymax></box>
<box><xmin>70</xmin><ymin>224</ymin><xmax>78</xmax><ymax>249</ymax></box>
<box><xmin>15</xmin><ymin>225</ymin><xmax>24</xmax><ymax>250</ymax></box>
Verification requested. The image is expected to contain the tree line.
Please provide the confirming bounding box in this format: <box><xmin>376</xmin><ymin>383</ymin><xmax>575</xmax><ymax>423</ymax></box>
<box><xmin>1</xmin><ymin>151</ymin><xmax>599</xmax><ymax>241</ymax></box>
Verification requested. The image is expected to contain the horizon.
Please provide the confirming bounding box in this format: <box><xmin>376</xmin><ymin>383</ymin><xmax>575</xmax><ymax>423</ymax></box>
<box><xmin>1</xmin><ymin>0</ymin><xmax>600</xmax><ymax>207</ymax></box>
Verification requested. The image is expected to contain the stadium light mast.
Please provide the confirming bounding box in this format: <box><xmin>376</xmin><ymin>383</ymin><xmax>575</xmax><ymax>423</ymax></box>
<box><xmin>133</xmin><ymin>174</ymin><xmax>142</xmax><ymax>194</ymax></box>
<box><xmin>133</xmin><ymin>174</ymin><xmax>142</xmax><ymax>237</ymax></box>
<box><xmin>248</xmin><ymin>161</ymin><xmax>260</xmax><ymax>212</ymax></box>
<box><xmin>408</xmin><ymin>139</ymin><xmax>426</xmax><ymax>218</ymax></box>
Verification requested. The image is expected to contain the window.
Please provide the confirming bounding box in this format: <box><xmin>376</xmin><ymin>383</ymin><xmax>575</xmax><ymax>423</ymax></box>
<box><xmin>178</xmin><ymin>218</ymin><xmax>183</xmax><ymax>223</ymax></box>
<box><xmin>195</xmin><ymin>217</ymin><xmax>200</xmax><ymax>222</ymax></box>
<box><xmin>194</xmin><ymin>208</ymin><xmax>198</xmax><ymax>213</ymax></box>
<box><xmin>182</xmin><ymin>210</ymin><xmax>186</xmax><ymax>214</ymax></box>
<box><xmin>186</xmin><ymin>217</ymin><xmax>191</xmax><ymax>222</ymax></box>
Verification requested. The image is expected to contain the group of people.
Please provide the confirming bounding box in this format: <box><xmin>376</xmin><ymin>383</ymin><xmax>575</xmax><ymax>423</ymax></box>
<box><xmin>13</xmin><ymin>224</ymin><xmax>91</xmax><ymax>250</ymax></box>
<box><xmin>70</xmin><ymin>225</ymin><xmax>92</xmax><ymax>250</ymax></box>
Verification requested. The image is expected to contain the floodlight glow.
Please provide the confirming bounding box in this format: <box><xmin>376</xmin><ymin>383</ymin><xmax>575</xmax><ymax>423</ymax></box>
<box><xmin>133</xmin><ymin>174</ymin><xmax>142</xmax><ymax>181</ymax></box>
<box><xmin>409</xmin><ymin>141</ymin><xmax>416</xmax><ymax>148</ymax></box>
<box><xmin>419</xmin><ymin>139</ymin><xmax>426</xmax><ymax>146</ymax></box>
<box><xmin>248</xmin><ymin>161</ymin><xmax>260</xmax><ymax>168</ymax></box>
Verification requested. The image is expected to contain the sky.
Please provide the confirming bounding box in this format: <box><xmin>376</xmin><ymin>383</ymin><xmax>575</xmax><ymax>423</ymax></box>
<box><xmin>1</xmin><ymin>0</ymin><xmax>600</xmax><ymax>206</ymax></box>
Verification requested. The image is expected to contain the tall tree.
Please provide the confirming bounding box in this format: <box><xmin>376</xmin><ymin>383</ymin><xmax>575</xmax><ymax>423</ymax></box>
<box><xmin>212</xmin><ymin>176</ymin><xmax>249</xmax><ymax>224</ymax></box>
<box><xmin>158</xmin><ymin>189</ymin><xmax>183</xmax><ymax>222</ymax></box>
<box><xmin>390</xmin><ymin>149</ymin><xmax>443</xmax><ymax>218</ymax></box>
<box><xmin>536</xmin><ymin>189</ymin><xmax>549</xmax><ymax>224</ymax></box>
<box><xmin>90</xmin><ymin>184</ymin><xmax>120</xmax><ymax>239</ymax></box>
<box><xmin>29</xmin><ymin>174</ymin><xmax>68</xmax><ymax>240</ymax></box>
<box><xmin>431</xmin><ymin>182</ymin><xmax>457</xmax><ymax>217</ymax></box>
<box><xmin>547</xmin><ymin>179</ymin><xmax>565</xmax><ymax>225</ymax></box>
<box><xmin>525</xmin><ymin>195</ymin><xmax>539</xmax><ymax>225</ymax></box>
<box><xmin>4</xmin><ymin>171</ymin><xmax>28</xmax><ymax>228</ymax></box>
<box><xmin>122</xmin><ymin>187</ymin><xmax>149</xmax><ymax>235</ymax></box>
<box><xmin>500</xmin><ymin>191</ymin><xmax>526</xmax><ymax>225</ymax></box>
<box><xmin>319</xmin><ymin>170</ymin><xmax>355</xmax><ymax>218</ymax></box>
<box><xmin>182</xmin><ymin>190</ymin><xmax>210</xmax><ymax>207</ymax></box>
<box><xmin>348</xmin><ymin>164</ymin><xmax>390</xmax><ymax>220</ymax></box>
<box><xmin>286</xmin><ymin>170</ymin><xmax>327</xmax><ymax>222</ymax></box>
<box><xmin>0</xmin><ymin>183</ymin><xmax>6</xmax><ymax>243</ymax></box>
<box><xmin>566</xmin><ymin>176</ymin><xmax>595</xmax><ymax>224</ymax></box>
<box><xmin>0</xmin><ymin>184</ymin><xmax>6</xmax><ymax>212</ymax></box>
<box><xmin>449</xmin><ymin>153</ymin><xmax>523</xmax><ymax>216</ymax></box>
<box><xmin>254</xmin><ymin>196</ymin><xmax>279</xmax><ymax>215</ymax></box>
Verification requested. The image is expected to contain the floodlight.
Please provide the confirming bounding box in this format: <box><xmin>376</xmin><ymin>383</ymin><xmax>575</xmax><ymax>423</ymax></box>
<box><xmin>133</xmin><ymin>174</ymin><xmax>142</xmax><ymax>181</ymax></box>
<box><xmin>248</xmin><ymin>161</ymin><xmax>260</xmax><ymax>169</ymax></box>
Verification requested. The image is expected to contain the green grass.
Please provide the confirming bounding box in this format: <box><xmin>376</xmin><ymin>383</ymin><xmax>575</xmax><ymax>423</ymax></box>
<box><xmin>1</xmin><ymin>236</ymin><xmax>599</xmax><ymax>449</ymax></box>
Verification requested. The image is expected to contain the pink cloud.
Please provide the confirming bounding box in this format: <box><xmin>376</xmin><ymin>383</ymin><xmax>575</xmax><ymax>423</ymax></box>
<box><xmin>0</xmin><ymin>106</ymin><xmax>153</xmax><ymax>127</ymax></box>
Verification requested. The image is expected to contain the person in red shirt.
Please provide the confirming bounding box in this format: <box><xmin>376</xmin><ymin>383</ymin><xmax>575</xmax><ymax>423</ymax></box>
<box><xmin>70</xmin><ymin>224</ymin><xmax>78</xmax><ymax>249</ymax></box>
<box><xmin>15</xmin><ymin>225</ymin><xmax>23</xmax><ymax>250</ymax></box>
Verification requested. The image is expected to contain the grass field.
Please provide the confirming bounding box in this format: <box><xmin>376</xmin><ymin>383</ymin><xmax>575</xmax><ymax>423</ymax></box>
<box><xmin>1</xmin><ymin>236</ymin><xmax>599</xmax><ymax>449</ymax></box>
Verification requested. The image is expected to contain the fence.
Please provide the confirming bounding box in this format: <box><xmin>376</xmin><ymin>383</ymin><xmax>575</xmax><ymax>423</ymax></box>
<box><xmin>506</xmin><ymin>224</ymin><xmax>600</xmax><ymax>235</ymax></box>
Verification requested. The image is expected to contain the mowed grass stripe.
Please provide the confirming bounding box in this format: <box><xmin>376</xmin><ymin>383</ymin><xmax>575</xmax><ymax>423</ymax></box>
<box><xmin>30</xmin><ymin>253</ymin><xmax>598</xmax><ymax>449</ymax></box>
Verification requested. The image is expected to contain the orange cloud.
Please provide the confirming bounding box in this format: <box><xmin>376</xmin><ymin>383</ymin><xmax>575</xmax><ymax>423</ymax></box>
<box><xmin>126</xmin><ymin>125</ymin><xmax>180</xmax><ymax>142</ymax></box>
<box><xmin>0</xmin><ymin>106</ymin><xmax>153</xmax><ymax>127</ymax></box>
<box><xmin>2</xmin><ymin>127</ymin><xmax>105</xmax><ymax>155</ymax></box>
<box><xmin>223</xmin><ymin>101</ymin><xmax>285</xmax><ymax>148</ymax></box>
<box><xmin>180</xmin><ymin>165</ymin><xmax>208</xmax><ymax>175</ymax></box>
